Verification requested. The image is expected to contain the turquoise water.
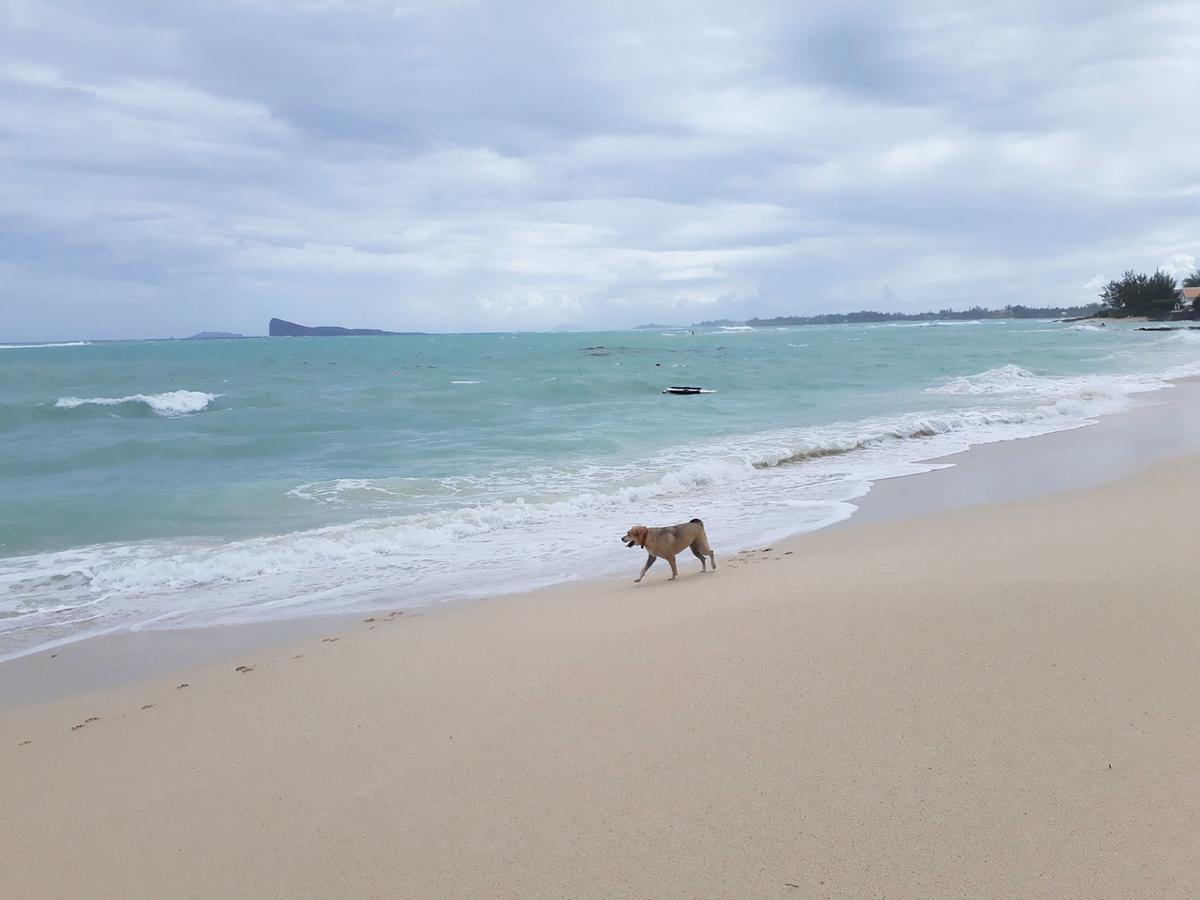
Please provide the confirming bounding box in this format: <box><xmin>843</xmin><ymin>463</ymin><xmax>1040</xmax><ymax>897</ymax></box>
<box><xmin>3</xmin><ymin>321</ymin><xmax>1198</xmax><ymax>657</ymax></box>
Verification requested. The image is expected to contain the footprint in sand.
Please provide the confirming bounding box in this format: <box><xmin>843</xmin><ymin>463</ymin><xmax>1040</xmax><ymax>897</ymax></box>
<box><xmin>363</xmin><ymin>617</ymin><xmax>378</xmax><ymax>623</ymax></box>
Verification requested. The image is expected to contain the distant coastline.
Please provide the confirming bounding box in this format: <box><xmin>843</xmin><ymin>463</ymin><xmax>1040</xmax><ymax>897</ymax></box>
<box><xmin>682</xmin><ymin>304</ymin><xmax>1099</xmax><ymax>329</ymax></box>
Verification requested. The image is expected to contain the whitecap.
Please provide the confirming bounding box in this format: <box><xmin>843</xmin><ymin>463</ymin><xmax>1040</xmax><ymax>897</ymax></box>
<box><xmin>0</xmin><ymin>341</ymin><xmax>93</xmax><ymax>349</ymax></box>
<box><xmin>54</xmin><ymin>390</ymin><xmax>217</xmax><ymax>416</ymax></box>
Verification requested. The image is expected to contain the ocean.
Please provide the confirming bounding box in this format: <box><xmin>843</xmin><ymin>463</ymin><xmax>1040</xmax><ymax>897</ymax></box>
<box><xmin>3</xmin><ymin>320</ymin><xmax>1198</xmax><ymax>659</ymax></box>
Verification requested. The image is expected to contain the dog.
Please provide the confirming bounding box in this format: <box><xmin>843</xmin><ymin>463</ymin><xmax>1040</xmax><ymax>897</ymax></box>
<box><xmin>621</xmin><ymin>518</ymin><xmax>716</xmax><ymax>583</ymax></box>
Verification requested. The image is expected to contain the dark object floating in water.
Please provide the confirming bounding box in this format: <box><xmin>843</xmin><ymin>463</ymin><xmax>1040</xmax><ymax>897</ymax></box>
<box><xmin>269</xmin><ymin>317</ymin><xmax>424</xmax><ymax>337</ymax></box>
<box><xmin>662</xmin><ymin>386</ymin><xmax>716</xmax><ymax>395</ymax></box>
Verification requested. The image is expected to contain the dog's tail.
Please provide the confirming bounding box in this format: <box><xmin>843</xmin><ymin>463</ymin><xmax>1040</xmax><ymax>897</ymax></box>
<box><xmin>690</xmin><ymin>517</ymin><xmax>703</xmax><ymax>526</ymax></box>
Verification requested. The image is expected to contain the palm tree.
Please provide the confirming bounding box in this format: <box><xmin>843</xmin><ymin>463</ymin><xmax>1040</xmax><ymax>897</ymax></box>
<box><xmin>1184</xmin><ymin>271</ymin><xmax>1200</xmax><ymax>288</ymax></box>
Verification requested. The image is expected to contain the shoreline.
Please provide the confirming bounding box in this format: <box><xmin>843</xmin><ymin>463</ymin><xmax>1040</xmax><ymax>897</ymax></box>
<box><xmin>6</xmin><ymin>377</ymin><xmax>1200</xmax><ymax>708</ymax></box>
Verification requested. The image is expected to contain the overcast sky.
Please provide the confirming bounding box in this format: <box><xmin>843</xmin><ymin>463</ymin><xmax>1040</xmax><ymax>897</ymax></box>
<box><xmin>2</xmin><ymin>1</ymin><xmax>1198</xmax><ymax>339</ymax></box>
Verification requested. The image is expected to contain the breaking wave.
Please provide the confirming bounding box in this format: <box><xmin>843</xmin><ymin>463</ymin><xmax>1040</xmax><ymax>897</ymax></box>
<box><xmin>0</xmin><ymin>341</ymin><xmax>93</xmax><ymax>349</ymax></box>
<box><xmin>54</xmin><ymin>390</ymin><xmax>217</xmax><ymax>417</ymax></box>
<box><xmin>927</xmin><ymin>364</ymin><xmax>1171</xmax><ymax>400</ymax></box>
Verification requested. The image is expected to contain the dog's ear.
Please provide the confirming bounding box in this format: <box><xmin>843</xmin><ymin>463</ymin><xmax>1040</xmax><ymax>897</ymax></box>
<box><xmin>632</xmin><ymin>525</ymin><xmax>648</xmax><ymax>546</ymax></box>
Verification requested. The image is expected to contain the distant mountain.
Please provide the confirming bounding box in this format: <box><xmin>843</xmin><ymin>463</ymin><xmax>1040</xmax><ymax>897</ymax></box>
<box><xmin>268</xmin><ymin>318</ymin><xmax>422</xmax><ymax>337</ymax></box>
<box><xmin>185</xmin><ymin>331</ymin><xmax>245</xmax><ymax>340</ymax></box>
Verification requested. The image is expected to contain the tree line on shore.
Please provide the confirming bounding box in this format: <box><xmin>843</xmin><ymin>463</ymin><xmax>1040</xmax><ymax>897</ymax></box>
<box><xmin>1096</xmin><ymin>269</ymin><xmax>1200</xmax><ymax>318</ymax></box>
<box><xmin>691</xmin><ymin>305</ymin><xmax>1098</xmax><ymax>327</ymax></box>
<box><xmin>678</xmin><ymin>267</ymin><xmax>1200</xmax><ymax>328</ymax></box>
<box><xmin>649</xmin><ymin>268</ymin><xmax>1199</xmax><ymax>330</ymax></box>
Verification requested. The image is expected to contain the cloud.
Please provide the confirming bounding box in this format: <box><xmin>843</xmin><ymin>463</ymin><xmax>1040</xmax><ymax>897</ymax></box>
<box><xmin>1</xmin><ymin>0</ymin><xmax>1198</xmax><ymax>339</ymax></box>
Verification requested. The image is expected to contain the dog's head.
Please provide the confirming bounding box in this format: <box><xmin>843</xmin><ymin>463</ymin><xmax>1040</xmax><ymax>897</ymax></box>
<box><xmin>621</xmin><ymin>525</ymin><xmax>649</xmax><ymax>549</ymax></box>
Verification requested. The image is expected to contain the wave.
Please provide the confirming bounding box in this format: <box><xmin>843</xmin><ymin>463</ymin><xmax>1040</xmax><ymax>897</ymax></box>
<box><xmin>54</xmin><ymin>390</ymin><xmax>217</xmax><ymax>417</ymax></box>
<box><xmin>871</xmin><ymin>320</ymin><xmax>1001</xmax><ymax>328</ymax></box>
<box><xmin>929</xmin><ymin>364</ymin><xmax>1038</xmax><ymax>395</ymax></box>
<box><xmin>0</xmin><ymin>341</ymin><xmax>93</xmax><ymax>349</ymax></box>
<box><xmin>926</xmin><ymin>364</ymin><xmax>1172</xmax><ymax>400</ymax></box>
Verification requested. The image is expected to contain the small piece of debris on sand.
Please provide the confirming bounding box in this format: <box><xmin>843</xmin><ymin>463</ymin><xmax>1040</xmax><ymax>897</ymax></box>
<box><xmin>234</xmin><ymin>665</ymin><xmax>255</xmax><ymax>673</ymax></box>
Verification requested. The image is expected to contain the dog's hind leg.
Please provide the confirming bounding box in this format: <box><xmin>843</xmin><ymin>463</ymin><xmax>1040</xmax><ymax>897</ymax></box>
<box><xmin>709</xmin><ymin>550</ymin><xmax>716</xmax><ymax>571</ymax></box>
<box><xmin>690</xmin><ymin>543</ymin><xmax>709</xmax><ymax>572</ymax></box>
<box><xmin>634</xmin><ymin>554</ymin><xmax>657</xmax><ymax>583</ymax></box>
<box><xmin>666</xmin><ymin>555</ymin><xmax>679</xmax><ymax>581</ymax></box>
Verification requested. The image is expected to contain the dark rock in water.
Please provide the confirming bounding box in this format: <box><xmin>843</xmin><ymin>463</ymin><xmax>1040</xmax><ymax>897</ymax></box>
<box><xmin>185</xmin><ymin>331</ymin><xmax>245</xmax><ymax>340</ymax></box>
<box><xmin>269</xmin><ymin>318</ymin><xmax>422</xmax><ymax>337</ymax></box>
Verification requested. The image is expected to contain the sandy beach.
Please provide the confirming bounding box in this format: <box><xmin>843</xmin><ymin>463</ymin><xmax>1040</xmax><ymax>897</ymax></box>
<box><xmin>4</xmin><ymin>402</ymin><xmax>1200</xmax><ymax>898</ymax></box>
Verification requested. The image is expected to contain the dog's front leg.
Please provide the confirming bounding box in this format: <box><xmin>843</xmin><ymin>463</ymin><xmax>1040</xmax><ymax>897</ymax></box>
<box><xmin>666</xmin><ymin>555</ymin><xmax>678</xmax><ymax>580</ymax></box>
<box><xmin>635</xmin><ymin>554</ymin><xmax>657</xmax><ymax>583</ymax></box>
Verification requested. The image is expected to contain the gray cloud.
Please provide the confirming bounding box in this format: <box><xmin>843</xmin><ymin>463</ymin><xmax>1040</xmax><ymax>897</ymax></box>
<box><xmin>1</xmin><ymin>0</ymin><xmax>1197</xmax><ymax>339</ymax></box>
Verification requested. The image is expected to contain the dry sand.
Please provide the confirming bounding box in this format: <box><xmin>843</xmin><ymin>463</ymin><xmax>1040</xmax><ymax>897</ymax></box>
<box><xmin>3</xmin><ymin>449</ymin><xmax>1200</xmax><ymax>897</ymax></box>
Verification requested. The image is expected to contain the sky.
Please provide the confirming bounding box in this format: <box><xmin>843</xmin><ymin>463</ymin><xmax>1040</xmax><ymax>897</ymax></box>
<box><xmin>2</xmin><ymin>0</ymin><xmax>1198</xmax><ymax>340</ymax></box>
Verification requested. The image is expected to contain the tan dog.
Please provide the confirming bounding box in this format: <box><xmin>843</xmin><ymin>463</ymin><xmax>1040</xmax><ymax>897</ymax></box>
<box><xmin>622</xmin><ymin>518</ymin><xmax>716</xmax><ymax>583</ymax></box>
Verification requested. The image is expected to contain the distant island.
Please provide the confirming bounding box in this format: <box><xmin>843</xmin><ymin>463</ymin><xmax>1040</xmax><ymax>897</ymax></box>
<box><xmin>669</xmin><ymin>305</ymin><xmax>1101</xmax><ymax>329</ymax></box>
<box><xmin>269</xmin><ymin>318</ymin><xmax>423</xmax><ymax>337</ymax></box>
